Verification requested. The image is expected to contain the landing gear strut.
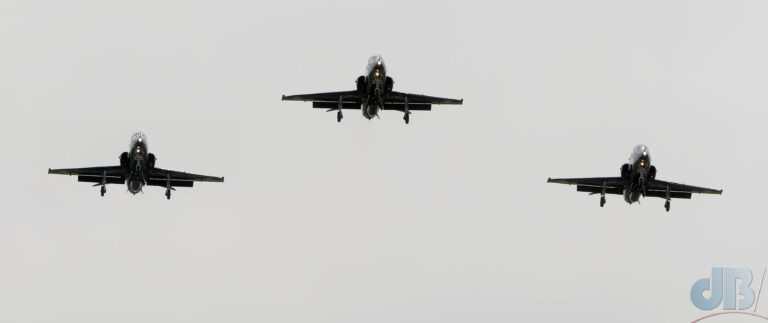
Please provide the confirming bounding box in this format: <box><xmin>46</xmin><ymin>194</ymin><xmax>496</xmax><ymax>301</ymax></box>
<box><xmin>600</xmin><ymin>180</ymin><xmax>607</xmax><ymax>207</ymax></box>
<box><xmin>664</xmin><ymin>200</ymin><xmax>670</xmax><ymax>212</ymax></box>
<box><xmin>403</xmin><ymin>96</ymin><xmax>410</xmax><ymax>124</ymax></box>
<box><xmin>165</xmin><ymin>172</ymin><xmax>174</xmax><ymax>200</ymax></box>
<box><xmin>336</xmin><ymin>95</ymin><xmax>344</xmax><ymax>122</ymax></box>
<box><xmin>97</xmin><ymin>169</ymin><xmax>107</xmax><ymax>197</ymax></box>
<box><xmin>664</xmin><ymin>184</ymin><xmax>671</xmax><ymax>212</ymax></box>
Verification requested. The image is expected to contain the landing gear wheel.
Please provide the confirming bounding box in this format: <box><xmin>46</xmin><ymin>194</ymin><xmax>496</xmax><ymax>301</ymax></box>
<box><xmin>166</xmin><ymin>189</ymin><xmax>171</xmax><ymax>200</ymax></box>
<box><xmin>664</xmin><ymin>200</ymin><xmax>670</xmax><ymax>212</ymax></box>
<box><xmin>337</xmin><ymin>111</ymin><xmax>343</xmax><ymax>122</ymax></box>
<box><xmin>100</xmin><ymin>185</ymin><xmax>106</xmax><ymax>197</ymax></box>
<box><xmin>600</xmin><ymin>196</ymin><xmax>606</xmax><ymax>208</ymax></box>
<box><xmin>404</xmin><ymin>113</ymin><xmax>410</xmax><ymax>124</ymax></box>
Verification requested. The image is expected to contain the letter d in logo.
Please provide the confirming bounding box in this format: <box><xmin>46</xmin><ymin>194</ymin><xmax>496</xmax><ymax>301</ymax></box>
<box><xmin>691</xmin><ymin>267</ymin><xmax>724</xmax><ymax>310</ymax></box>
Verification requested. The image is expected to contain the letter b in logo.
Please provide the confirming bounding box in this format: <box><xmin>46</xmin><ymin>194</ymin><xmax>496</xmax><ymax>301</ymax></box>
<box><xmin>691</xmin><ymin>267</ymin><xmax>754</xmax><ymax>310</ymax></box>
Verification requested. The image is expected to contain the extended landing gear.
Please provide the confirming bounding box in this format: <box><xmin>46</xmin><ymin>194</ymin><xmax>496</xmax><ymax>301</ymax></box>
<box><xmin>403</xmin><ymin>97</ymin><xmax>410</xmax><ymax>124</ymax></box>
<box><xmin>599</xmin><ymin>180</ymin><xmax>607</xmax><ymax>207</ymax></box>
<box><xmin>664</xmin><ymin>200</ymin><xmax>670</xmax><ymax>212</ymax></box>
<box><xmin>664</xmin><ymin>184</ymin><xmax>671</xmax><ymax>212</ymax></box>
<box><xmin>165</xmin><ymin>172</ymin><xmax>174</xmax><ymax>200</ymax></box>
<box><xmin>100</xmin><ymin>185</ymin><xmax>106</xmax><ymax>197</ymax></box>
<box><xmin>336</xmin><ymin>95</ymin><xmax>344</xmax><ymax>122</ymax></box>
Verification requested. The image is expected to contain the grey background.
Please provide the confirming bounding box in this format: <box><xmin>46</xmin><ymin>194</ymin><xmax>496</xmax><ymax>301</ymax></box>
<box><xmin>1</xmin><ymin>0</ymin><xmax>766</xmax><ymax>322</ymax></box>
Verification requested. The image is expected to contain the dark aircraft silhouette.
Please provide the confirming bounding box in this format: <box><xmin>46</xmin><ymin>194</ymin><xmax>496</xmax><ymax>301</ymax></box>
<box><xmin>282</xmin><ymin>55</ymin><xmax>463</xmax><ymax>124</ymax></box>
<box><xmin>48</xmin><ymin>132</ymin><xmax>223</xmax><ymax>199</ymax></box>
<box><xmin>547</xmin><ymin>145</ymin><xmax>722</xmax><ymax>212</ymax></box>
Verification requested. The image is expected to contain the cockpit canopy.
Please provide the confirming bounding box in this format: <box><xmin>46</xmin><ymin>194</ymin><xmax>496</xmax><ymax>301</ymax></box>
<box><xmin>366</xmin><ymin>55</ymin><xmax>385</xmax><ymax>74</ymax></box>
<box><xmin>630</xmin><ymin>144</ymin><xmax>649</xmax><ymax>162</ymax></box>
<box><xmin>130</xmin><ymin>132</ymin><xmax>148</xmax><ymax>149</ymax></box>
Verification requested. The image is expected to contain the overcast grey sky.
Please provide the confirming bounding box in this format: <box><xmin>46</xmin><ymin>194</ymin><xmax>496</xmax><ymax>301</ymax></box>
<box><xmin>1</xmin><ymin>0</ymin><xmax>767</xmax><ymax>322</ymax></box>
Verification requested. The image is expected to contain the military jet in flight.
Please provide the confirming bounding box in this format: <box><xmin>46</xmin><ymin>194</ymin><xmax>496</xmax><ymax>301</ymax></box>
<box><xmin>282</xmin><ymin>55</ymin><xmax>463</xmax><ymax>124</ymax></box>
<box><xmin>547</xmin><ymin>145</ymin><xmax>722</xmax><ymax>211</ymax></box>
<box><xmin>48</xmin><ymin>132</ymin><xmax>223</xmax><ymax>199</ymax></box>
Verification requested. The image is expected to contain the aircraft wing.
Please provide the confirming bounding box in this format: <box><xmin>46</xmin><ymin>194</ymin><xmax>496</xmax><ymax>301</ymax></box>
<box><xmin>282</xmin><ymin>91</ymin><xmax>362</xmax><ymax>110</ymax></box>
<box><xmin>382</xmin><ymin>92</ymin><xmax>463</xmax><ymax>111</ymax></box>
<box><xmin>547</xmin><ymin>177</ymin><xmax>625</xmax><ymax>195</ymax></box>
<box><xmin>146</xmin><ymin>167</ymin><xmax>224</xmax><ymax>188</ymax></box>
<box><xmin>48</xmin><ymin>166</ymin><xmax>126</xmax><ymax>184</ymax></box>
<box><xmin>645</xmin><ymin>179</ymin><xmax>723</xmax><ymax>199</ymax></box>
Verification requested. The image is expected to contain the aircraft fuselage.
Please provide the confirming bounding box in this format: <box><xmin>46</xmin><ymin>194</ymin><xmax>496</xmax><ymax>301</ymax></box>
<box><xmin>623</xmin><ymin>144</ymin><xmax>653</xmax><ymax>204</ymax></box>
<box><xmin>362</xmin><ymin>55</ymin><xmax>388</xmax><ymax>119</ymax></box>
<box><xmin>125</xmin><ymin>132</ymin><xmax>150</xmax><ymax>194</ymax></box>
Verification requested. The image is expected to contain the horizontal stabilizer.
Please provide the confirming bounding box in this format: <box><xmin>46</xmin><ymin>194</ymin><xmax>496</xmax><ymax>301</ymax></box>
<box><xmin>577</xmin><ymin>185</ymin><xmax>623</xmax><ymax>195</ymax></box>
<box><xmin>146</xmin><ymin>179</ymin><xmax>194</xmax><ymax>188</ymax></box>
<box><xmin>312</xmin><ymin>102</ymin><xmax>361</xmax><ymax>110</ymax></box>
<box><xmin>78</xmin><ymin>175</ymin><xmax>125</xmax><ymax>185</ymax></box>
<box><xmin>382</xmin><ymin>102</ymin><xmax>432</xmax><ymax>111</ymax></box>
<box><xmin>646</xmin><ymin>190</ymin><xmax>692</xmax><ymax>199</ymax></box>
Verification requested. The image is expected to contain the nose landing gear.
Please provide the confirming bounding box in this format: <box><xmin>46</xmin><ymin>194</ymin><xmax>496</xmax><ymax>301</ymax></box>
<box><xmin>100</xmin><ymin>185</ymin><xmax>106</xmax><ymax>197</ymax></box>
<box><xmin>600</xmin><ymin>196</ymin><xmax>606</xmax><ymax>207</ymax></box>
<box><xmin>664</xmin><ymin>200</ymin><xmax>670</xmax><ymax>212</ymax></box>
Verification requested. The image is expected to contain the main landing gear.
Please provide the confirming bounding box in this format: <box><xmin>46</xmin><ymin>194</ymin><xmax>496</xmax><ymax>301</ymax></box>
<box><xmin>403</xmin><ymin>96</ymin><xmax>410</xmax><ymax>124</ymax></box>
<box><xmin>664</xmin><ymin>184</ymin><xmax>671</xmax><ymax>212</ymax></box>
<box><xmin>165</xmin><ymin>172</ymin><xmax>175</xmax><ymax>200</ymax></box>
<box><xmin>97</xmin><ymin>169</ymin><xmax>107</xmax><ymax>197</ymax></box>
<box><xmin>599</xmin><ymin>180</ymin><xmax>607</xmax><ymax>207</ymax></box>
<box><xmin>337</xmin><ymin>95</ymin><xmax>343</xmax><ymax>122</ymax></box>
<box><xmin>664</xmin><ymin>200</ymin><xmax>671</xmax><ymax>212</ymax></box>
<box><xmin>337</xmin><ymin>110</ymin><xmax>343</xmax><ymax>122</ymax></box>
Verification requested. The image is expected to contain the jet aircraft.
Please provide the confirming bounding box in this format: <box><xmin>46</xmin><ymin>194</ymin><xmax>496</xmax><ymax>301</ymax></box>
<box><xmin>48</xmin><ymin>132</ymin><xmax>224</xmax><ymax>199</ymax></box>
<box><xmin>282</xmin><ymin>56</ymin><xmax>463</xmax><ymax>124</ymax></box>
<box><xmin>547</xmin><ymin>145</ymin><xmax>722</xmax><ymax>211</ymax></box>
